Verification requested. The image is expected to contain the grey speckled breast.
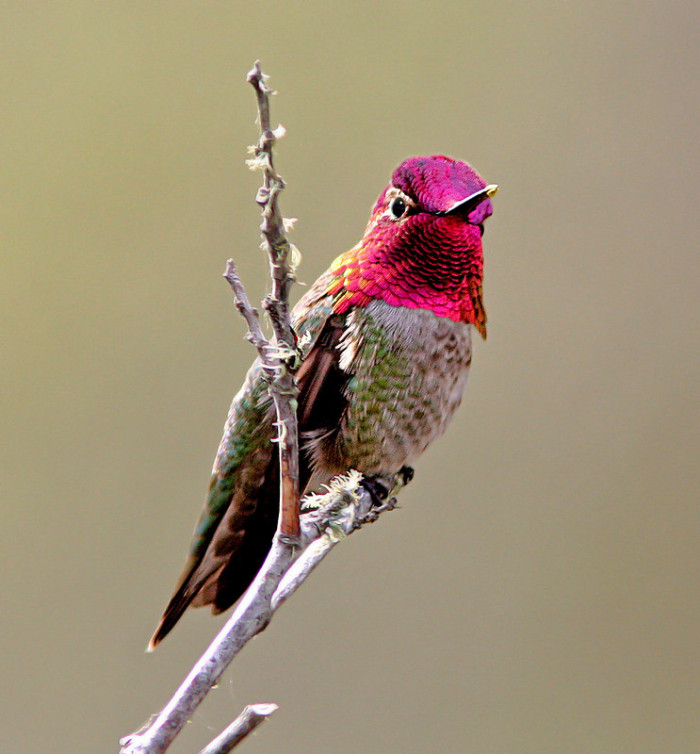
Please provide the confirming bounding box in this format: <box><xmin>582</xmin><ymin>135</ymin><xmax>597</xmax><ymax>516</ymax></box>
<box><xmin>310</xmin><ymin>299</ymin><xmax>473</xmax><ymax>480</ymax></box>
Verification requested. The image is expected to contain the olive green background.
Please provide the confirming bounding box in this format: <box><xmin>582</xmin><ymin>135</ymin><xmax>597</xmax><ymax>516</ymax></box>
<box><xmin>2</xmin><ymin>2</ymin><xmax>698</xmax><ymax>753</ymax></box>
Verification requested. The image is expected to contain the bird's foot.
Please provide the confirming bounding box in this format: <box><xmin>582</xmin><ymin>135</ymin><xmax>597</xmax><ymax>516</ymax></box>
<box><xmin>360</xmin><ymin>466</ymin><xmax>414</xmax><ymax>507</ymax></box>
<box><xmin>360</xmin><ymin>475</ymin><xmax>392</xmax><ymax>506</ymax></box>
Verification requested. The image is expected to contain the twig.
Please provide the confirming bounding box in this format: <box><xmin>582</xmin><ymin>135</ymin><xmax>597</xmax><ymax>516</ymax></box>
<box><xmin>196</xmin><ymin>704</ymin><xmax>278</xmax><ymax>754</ymax></box>
<box><xmin>221</xmin><ymin>260</ymin><xmax>267</xmax><ymax>354</ymax></box>
<box><xmin>119</xmin><ymin>475</ymin><xmax>401</xmax><ymax>754</ymax></box>
<box><xmin>245</xmin><ymin>60</ymin><xmax>301</xmax><ymax>542</ymax></box>
<box><xmin>119</xmin><ymin>62</ymin><xmax>406</xmax><ymax>754</ymax></box>
<box><xmin>120</xmin><ymin>538</ymin><xmax>297</xmax><ymax>754</ymax></box>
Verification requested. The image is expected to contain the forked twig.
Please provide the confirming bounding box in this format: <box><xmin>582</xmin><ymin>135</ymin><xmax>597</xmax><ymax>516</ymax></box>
<box><xmin>120</xmin><ymin>475</ymin><xmax>403</xmax><ymax>754</ymax></box>
<box><xmin>119</xmin><ymin>63</ymin><xmax>403</xmax><ymax>754</ymax></box>
<box><xmin>244</xmin><ymin>60</ymin><xmax>301</xmax><ymax>542</ymax></box>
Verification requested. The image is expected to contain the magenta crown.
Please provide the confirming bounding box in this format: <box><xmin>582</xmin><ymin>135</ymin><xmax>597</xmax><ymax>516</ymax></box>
<box><xmin>389</xmin><ymin>155</ymin><xmax>494</xmax><ymax>225</ymax></box>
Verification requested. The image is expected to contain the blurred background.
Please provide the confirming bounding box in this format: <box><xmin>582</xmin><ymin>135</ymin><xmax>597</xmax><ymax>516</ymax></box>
<box><xmin>2</xmin><ymin>2</ymin><xmax>698</xmax><ymax>752</ymax></box>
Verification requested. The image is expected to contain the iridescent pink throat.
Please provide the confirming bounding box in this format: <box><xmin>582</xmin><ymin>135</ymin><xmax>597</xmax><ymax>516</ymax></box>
<box><xmin>325</xmin><ymin>214</ymin><xmax>487</xmax><ymax>337</ymax></box>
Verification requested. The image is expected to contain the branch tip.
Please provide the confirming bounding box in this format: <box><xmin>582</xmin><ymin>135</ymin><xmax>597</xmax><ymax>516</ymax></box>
<box><xmin>196</xmin><ymin>703</ymin><xmax>278</xmax><ymax>754</ymax></box>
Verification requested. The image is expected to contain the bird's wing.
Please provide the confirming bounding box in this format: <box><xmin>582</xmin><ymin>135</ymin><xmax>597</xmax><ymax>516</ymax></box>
<box><xmin>148</xmin><ymin>269</ymin><xmax>348</xmax><ymax>648</ymax></box>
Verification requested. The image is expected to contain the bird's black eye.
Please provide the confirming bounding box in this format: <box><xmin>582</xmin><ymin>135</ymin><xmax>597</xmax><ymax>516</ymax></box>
<box><xmin>389</xmin><ymin>196</ymin><xmax>408</xmax><ymax>220</ymax></box>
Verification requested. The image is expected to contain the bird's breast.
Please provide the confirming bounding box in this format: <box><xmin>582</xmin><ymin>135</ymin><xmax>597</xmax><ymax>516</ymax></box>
<box><xmin>314</xmin><ymin>299</ymin><xmax>473</xmax><ymax>479</ymax></box>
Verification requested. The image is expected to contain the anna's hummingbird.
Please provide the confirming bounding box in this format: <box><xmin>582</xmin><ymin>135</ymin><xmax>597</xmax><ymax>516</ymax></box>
<box><xmin>149</xmin><ymin>155</ymin><xmax>496</xmax><ymax>648</ymax></box>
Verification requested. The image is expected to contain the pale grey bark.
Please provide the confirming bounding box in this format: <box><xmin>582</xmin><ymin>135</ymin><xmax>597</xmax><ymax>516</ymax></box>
<box><xmin>119</xmin><ymin>63</ymin><xmax>403</xmax><ymax>754</ymax></box>
<box><xmin>196</xmin><ymin>704</ymin><xmax>278</xmax><ymax>754</ymax></box>
<box><xmin>120</xmin><ymin>475</ymin><xmax>402</xmax><ymax>754</ymax></box>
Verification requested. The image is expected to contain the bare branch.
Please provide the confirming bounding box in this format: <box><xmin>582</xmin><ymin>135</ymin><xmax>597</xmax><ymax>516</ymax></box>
<box><xmin>197</xmin><ymin>704</ymin><xmax>278</xmax><ymax>754</ymax></box>
<box><xmin>119</xmin><ymin>62</ymin><xmax>408</xmax><ymax>754</ymax></box>
<box><xmin>222</xmin><ymin>259</ymin><xmax>268</xmax><ymax>355</ymax></box>
<box><xmin>119</xmin><ymin>475</ymin><xmax>402</xmax><ymax>754</ymax></box>
<box><xmin>245</xmin><ymin>60</ymin><xmax>301</xmax><ymax>542</ymax></box>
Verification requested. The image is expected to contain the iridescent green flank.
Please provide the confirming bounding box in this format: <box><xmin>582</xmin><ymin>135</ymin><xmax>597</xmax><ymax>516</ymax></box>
<box><xmin>189</xmin><ymin>362</ymin><xmax>271</xmax><ymax>561</ymax></box>
<box><xmin>188</xmin><ymin>290</ymin><xmax>335</xmax><ymax>563</ymax></box>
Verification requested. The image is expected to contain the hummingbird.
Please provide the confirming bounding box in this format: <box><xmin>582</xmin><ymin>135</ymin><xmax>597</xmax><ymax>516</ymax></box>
<box><xmin>149</xmin><ymin>155</ymin><xmax>496</xmax><ymax>648</ymax></box>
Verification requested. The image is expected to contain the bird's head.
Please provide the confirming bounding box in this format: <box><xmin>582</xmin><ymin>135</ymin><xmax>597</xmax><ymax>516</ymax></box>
<box><xmin>327</xmin><ymin>155</ymin><xmax>496</xmax><ymax>338</ymax></box>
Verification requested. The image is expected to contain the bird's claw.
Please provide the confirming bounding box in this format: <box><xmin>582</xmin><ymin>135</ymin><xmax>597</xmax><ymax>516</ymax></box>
<box><xmin>360</xmin><ymin>475</ymin><xmax>392</xmax><ymax>506</ymax></box>
<box><xmin>360</xmin><ymin>466</ymin><xmax>414</xmax><ymax>507</ymax></box>
<box><xmin>398</xmin><ymin>465</ymin><xmax>414</xmax><ymax>486</ymax></box>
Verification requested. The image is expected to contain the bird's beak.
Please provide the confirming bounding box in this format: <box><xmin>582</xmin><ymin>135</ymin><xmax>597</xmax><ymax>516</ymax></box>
<box><xmin>441</xmin><ymin>184</ymin><xmax>499</xmax><ymax>217</ymax></box>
